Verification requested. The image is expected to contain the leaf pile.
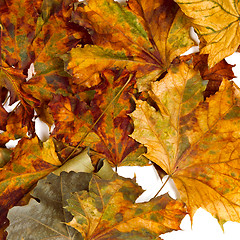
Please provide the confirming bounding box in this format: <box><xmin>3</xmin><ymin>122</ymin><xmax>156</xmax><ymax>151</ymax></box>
<box><xmin>1</xmin><ymin>0</ymin><xmax>240</xmax><ymax>239</ymax></box>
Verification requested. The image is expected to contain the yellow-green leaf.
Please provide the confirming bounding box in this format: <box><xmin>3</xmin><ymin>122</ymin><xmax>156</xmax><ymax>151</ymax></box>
<box><xmin>66</xmin><ymin>174</ymin><xmax>186</xmax><ymax>239</ymax></box>
<box><xmin>174</xmin><ymin>0</ymin><xmax>240</xmax><ymax>67</ymax></box>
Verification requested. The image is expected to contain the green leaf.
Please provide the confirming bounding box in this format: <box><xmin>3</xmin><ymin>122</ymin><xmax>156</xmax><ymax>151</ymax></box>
<box><xmin>7</xmin><ymin>172</ymin><xmax>92</xmax><ymax>240</ymax></box>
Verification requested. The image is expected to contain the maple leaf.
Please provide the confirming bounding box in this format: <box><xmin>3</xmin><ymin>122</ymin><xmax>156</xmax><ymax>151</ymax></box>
<box><xmin>7</xmin><ymin>172</ymin><xmax>92</xmax><ymax>240</ymax></box>
<box><xmin>50</xmin><ymin>70</ymin><xmax>147</xmax><ymax>167</ymax></box>
<box><xmin>65</xmin><ymin>0</ymin><xmax>194</xmax><ymax>90</ymax></box>
<box><xmin>0</xmin><ymin>0</ymin><xmax>90</xmax><ymax>129</ymax></box>
<box><xmin>0</xmin><ymin>137</ymin><xmax>61</xmax><ymax>236</ymax></box>
<box><xmin>174</xmin><ymin>0</ymin><xmax>240</xmax><ymax>67</ymax></box>
<box><xmin>174</xmin><ymin>53</ymin><xmax>235</xmax><ymax>98</ymax></box>
<box><xmin>66</xmin><ymin>174</ymin><xmax>186</xmax><ymax>239</ymax></box>
<box><xmin>130</xmin><ymin>62</ymin><xmax>240</xmax><ymax>226</ymax></box>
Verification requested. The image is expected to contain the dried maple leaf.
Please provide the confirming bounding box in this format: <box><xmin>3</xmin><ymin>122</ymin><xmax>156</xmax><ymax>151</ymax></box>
<box><xmin>66</xmin><ymin>174</ymin><xmax>186</xmax><ymax>239</ymax></box>
<box><xmin>0</xmin><ymin>137</ymin><xmax>61</xmax><ymax>236</ymax></box>
<box><xmin>7</xmin><ymin>172</ymin><xmax>92</xmax><ymax>240</ymax></box>
<box><xmin>174</xmin><ymin>53</ymin><xmax>235</xmax><ymax>98</ymax></box>
<box><xmin>130</xmin><ymin>62</ymin><xmax>240</xmax><ymax>226</ymax></box>
<box><xmin>174</xmin><ymin>0</ymin><xmax>240</xmax><ymax>67</ymax></box>
<box><xmin>50</xmin><ymin>70</ymin><xmax>147</xmax><ymax>167</ymax></box>
<box><xmin>0</xmin><ymin>0</ymin><xmax>90</xmax><ymax>129</ymax></box>
<box><xmin>65</xmin><ymin>0</ymin><xmax>194</xmax><ymax>90</ymax></box>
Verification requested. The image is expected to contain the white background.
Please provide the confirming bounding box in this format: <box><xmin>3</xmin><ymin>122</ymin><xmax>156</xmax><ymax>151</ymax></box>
<box><xmin>3</xmin><ymin>1</ymin><xmax>240</xmax><ymax>238</ymax></box>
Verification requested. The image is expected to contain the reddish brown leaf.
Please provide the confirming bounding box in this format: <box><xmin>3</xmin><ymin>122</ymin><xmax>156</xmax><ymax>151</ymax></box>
<box><xmin>0</xmin><ymin>105</ymin><xmax>33</xmax><ymax>146</ymax></box>
<box><xmin>50</xmin><ymin>70</ymin><xmax>147</xmax><ymax>167</ymax></box>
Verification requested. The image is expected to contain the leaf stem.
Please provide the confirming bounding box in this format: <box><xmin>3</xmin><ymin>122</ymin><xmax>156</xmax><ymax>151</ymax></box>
<box><xmin>65</xmin><ymin>73</ymin><xmax>134</xmax><ymax>162</ymax></box>
<box><xmin>152</xmin><ymin>175</ymin><xmax>171</xmax><ymax>199</ymax></box>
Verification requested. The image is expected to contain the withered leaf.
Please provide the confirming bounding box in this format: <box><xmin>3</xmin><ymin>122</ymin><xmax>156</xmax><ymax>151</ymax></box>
<box><xmin>0</xmin><ymin>137</ymin><xmax>61</xmax><ymax>235</ymax></box>
<box><xmin>7</xmin><ymin>172</ymin><xmax>92</xmax><ymax>240</ymax></box>
<box><xmin>0</xmin><ymin>0</ymin><xmax>90</xmax><ymax>128</ymax></box>
<box><xmin>50</xmin><ymin>70</ymin><xmax>147</xmax><ymax>167</ymax></box>
<box><xmin>66</xmin><ymin>174</ymin><xmax>186</xmax><ymax>239</ymax></box>
<box><xmin>65</xmin><ymin>0</ymin><xmax>194</xmax><ymax>90</ymax></box>
<box><xmin>130</xmin><ymin>62</ymin><xmax>240</xmax><ymax>226</ymax></box>
<box><xmin>174</xmin><ymin>0</ymin><xmax>240</xmax><ymax>67</ymax></box>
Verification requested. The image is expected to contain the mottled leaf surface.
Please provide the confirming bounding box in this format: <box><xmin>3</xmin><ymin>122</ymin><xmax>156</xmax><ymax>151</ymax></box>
<box><xmin>0</xmin><ymin>137</ymin><xmax>61</xmax><ymax>235</ymax></box>
<box><xmin>130</xmin><ymin>62</ymin><xmax>240</xmax><ymax>225</ymax></box>
<box><xmin>50</xmin><ymin>70</ymin><xmax>147</xmax><ymax>167</ymax></box>
<box><xmin>0</xmin><ymin>105</ymin><xmax>33</xmax><ymax>145</ymax></box>
<box><xmin>66</xmin><ymin>174</ymin><xmax>186</xmax><ymax>239</ymax></box>
<box><xmin>66</xmin><ymin>0</ymin><xmax>194</xmax><ymax>90</ymax></box>
<box><xmin>174</xmin><ymin>0</ymin><xmax>240</xmax><ymax>67</ymax></box>
<box><xmin>7</xmin><ymin>172</ymin><xmax>92</xmax><ymax>240</ymax></box>
<box><xmin>0</xmin><ymin>0</ymin><xmax>90</xmax><ymax>128</ymax></box>
<box><xmin>174</xmin><ymin>53</ymin><xmax>235</xmax><ymax>98</ymax></box>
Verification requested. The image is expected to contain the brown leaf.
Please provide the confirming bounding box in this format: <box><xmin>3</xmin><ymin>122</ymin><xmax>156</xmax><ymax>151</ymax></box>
<box><xmin>50</xmin><ymin>70</ymin><xmax>147</xmax><ymax>167</ymax></box>
<box><xmin>0</xmin><ymin>104</ymin><xmax>7</xmax><ymax>131</ymax></box>
<box><xmin>0</xmin><ymin>0</ymin><xmax>91</xmax><ymax>130</ymax></box>
<box><xmin>0</xmin><ymin>105</ymin><xmax>33</xmax><ymax>146</ymax></box>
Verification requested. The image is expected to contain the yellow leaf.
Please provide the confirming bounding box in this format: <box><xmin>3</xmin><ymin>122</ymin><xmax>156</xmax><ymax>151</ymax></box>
<box><xmin>65</xmin><ymin>0</ymin><xmax>194</xmax><ymax>90</ymax></box>
<box><xmin>174</xmin><ymin>0</ymin><xmax>240</xmax><ymax>67</ymax></box>
<box><xmin>130</xmin><ymin>62</ymin><xmax>240</xmax><ymax>226</ymax></box>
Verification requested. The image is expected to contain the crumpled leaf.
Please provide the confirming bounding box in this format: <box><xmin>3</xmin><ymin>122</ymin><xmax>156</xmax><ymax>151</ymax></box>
<box><xmin>130</xmin><ymin>61</ymin><xmax>240</xmax><ymax>226</ymax></box>
<box><xmin>53</xmin><ymin>148</ymin><xmax>94</xmax><ymax>176</ymax></box>
<box><xmin>66</xmin><ymin>174</ymin><xmax>186</xmax><ymax>239</ymax></box>
<box><xmin>65</xmin><ymin>0</ymin><xmax>194</xmax><ymax>90</ymax></box>
<box><xmin>0</xmin><ymin>137</ymin><xmax>61</xmax><ymax>235</ymax></box>
<box><xmin>7</xmin><ymin>172</ymin><xmax>92</xmax><ymax>240</ymax></box>
<box><xmin>174</xmin><ymin>0</ymin><xmax>240</xmax><ymax>67</ymax></box>
<box><xmin>174</xmin><ymin>53</ymin><xmax>235</xmax><ymax>98</ymax></box>
<box><xmin>50</xmin><ymin>70</ymin><xmax>147</xmax><ymax>167</ymax></box>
